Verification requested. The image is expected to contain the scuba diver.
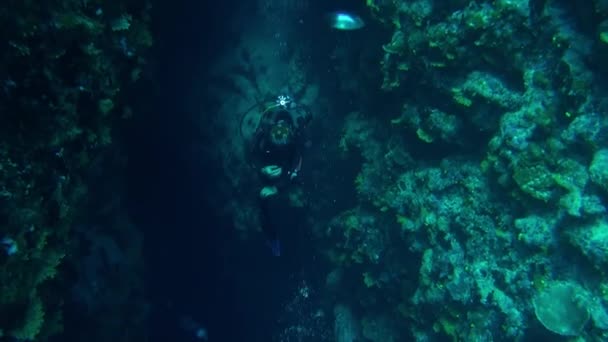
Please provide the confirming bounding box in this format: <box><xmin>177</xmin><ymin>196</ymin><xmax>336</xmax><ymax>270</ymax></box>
<box><xmin>250</xmin><ymin>95</ymin><xmax>312</xmax><ymax>256</ymax></box>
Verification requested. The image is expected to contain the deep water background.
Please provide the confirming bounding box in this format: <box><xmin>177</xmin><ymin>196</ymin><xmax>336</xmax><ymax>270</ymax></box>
<box><xmin>118</xmin><ymin>0</ymin><xmax>373</xmax><ymax>340</ymax></box>
<box><xmin>124</xmin><ymin>1</ymin><xmax>325</xmax><ymax>341</ymax></box>
<box><xmin>126</xmin><ymin>1</ymin><xmax>268</xmax><ymax>340</ymax></box>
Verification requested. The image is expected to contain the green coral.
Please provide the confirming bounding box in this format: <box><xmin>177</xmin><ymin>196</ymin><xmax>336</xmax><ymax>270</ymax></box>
<box><xmin>513</xmin><ymin>164</ymin><xmax>556</xmax><ymax>201</ymax></box>
<box><xmin>111</xmin><ymin>14</ymin><xmax>132</xmax><ymax>31</ymax></box>
<box><xmin>0</xmin><ymin>1</ymin><xmax>153</xmax><ymax>340</ymax></box>
<box><xmin>98</xmin><ymin>98</ymin><xmax>115</xmax><ymax>116</ymax></box>
<box><xmin>589</xmin><ymin>149</ymin><xmax>608</xmax><ymax>193</ymax></box>
<box><xmin>10</xmin><ymin>296</ymin><xmax>44</xmax><ymax>340</ymax></box>
<box><xmin>382</xmin><ymin>31</ymin><xmax>406</xmax><ymax>55</ymax></box>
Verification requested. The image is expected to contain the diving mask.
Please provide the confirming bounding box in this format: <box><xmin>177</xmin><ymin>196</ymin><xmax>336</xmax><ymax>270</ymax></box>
<box><xmin>270</xmin><ymin>120</ymin><xmax>293</xmax><ymax>146</ymax></box>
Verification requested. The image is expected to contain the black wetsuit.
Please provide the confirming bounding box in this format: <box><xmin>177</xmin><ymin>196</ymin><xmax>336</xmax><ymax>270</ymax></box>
<box><xmin>252</xmin><ymin>106</ymin><xmax>311</xmax><ymax>255</ymax></box>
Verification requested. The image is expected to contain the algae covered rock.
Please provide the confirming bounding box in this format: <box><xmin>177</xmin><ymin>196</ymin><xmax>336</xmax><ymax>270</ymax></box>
<box><xmin>589</xmin><ymin>149</ymin><xmax>608</xmax><ymax>193</ymax></box>
<box><xmin>513</xmin><ymin>164</ymin><xmax>556</xmax><ymax>201</ymax></box>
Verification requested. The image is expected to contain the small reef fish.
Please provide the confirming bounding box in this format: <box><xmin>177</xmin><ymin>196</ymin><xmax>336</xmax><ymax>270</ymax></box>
<box><xmin>327</xmin><ymin>12</ymin><xmax>365</xmax><ymax>30</ymax></box>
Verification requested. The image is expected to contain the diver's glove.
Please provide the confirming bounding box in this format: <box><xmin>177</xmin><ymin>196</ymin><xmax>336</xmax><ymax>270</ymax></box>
<box><xmin>261</xmin><ymin>165</ymin><xmax>282</xmax><ymax>179</ymax></box>
<box><xmin>260</xmin><ymin>186</ymin><xmax>278</xmax><ymax>198</ymax></box>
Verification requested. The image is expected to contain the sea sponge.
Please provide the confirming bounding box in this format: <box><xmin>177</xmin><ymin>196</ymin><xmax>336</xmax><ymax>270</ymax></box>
<box><xmin>532</xmin><ymin>281</ymin><xmax>589</xmax><ymax>336</ymax></box>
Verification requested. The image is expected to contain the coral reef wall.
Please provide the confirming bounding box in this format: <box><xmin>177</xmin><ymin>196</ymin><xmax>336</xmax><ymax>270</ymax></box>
<box><xmin>326</xmin><ymin>1</ymin><xmax>608</xmax><ymax>340</ymax></box>
<box><xmin>0</xmin><ymin>1</ymin><xmax>151</xmax><ymax>340</ymax></box>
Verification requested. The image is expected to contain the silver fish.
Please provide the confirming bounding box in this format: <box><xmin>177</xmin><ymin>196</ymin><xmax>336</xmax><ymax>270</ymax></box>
<box><xmin>328</xmin><ymin>11</ymin><xmax>365</xmax><ymax>30</ymax></box>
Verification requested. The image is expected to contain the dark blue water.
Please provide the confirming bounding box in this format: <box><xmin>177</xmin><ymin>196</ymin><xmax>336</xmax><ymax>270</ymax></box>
<box><xmin>124</xmin><ymin>1</ymin><xmax>346</xmax><ymax>341</ymax></box>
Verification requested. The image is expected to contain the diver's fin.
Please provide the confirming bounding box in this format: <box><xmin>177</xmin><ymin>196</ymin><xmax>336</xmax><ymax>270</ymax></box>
<box><xmin>267</xmin><ymin>239</ymin><xmax>281</xmax><ymax>257</ymax></box>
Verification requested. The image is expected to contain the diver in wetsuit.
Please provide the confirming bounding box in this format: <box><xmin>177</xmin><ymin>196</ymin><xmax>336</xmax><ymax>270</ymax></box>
<box><xmin>251</xmin><ymin>95</ymin><xmax>311</xmax><ymax>256</ymax></box>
